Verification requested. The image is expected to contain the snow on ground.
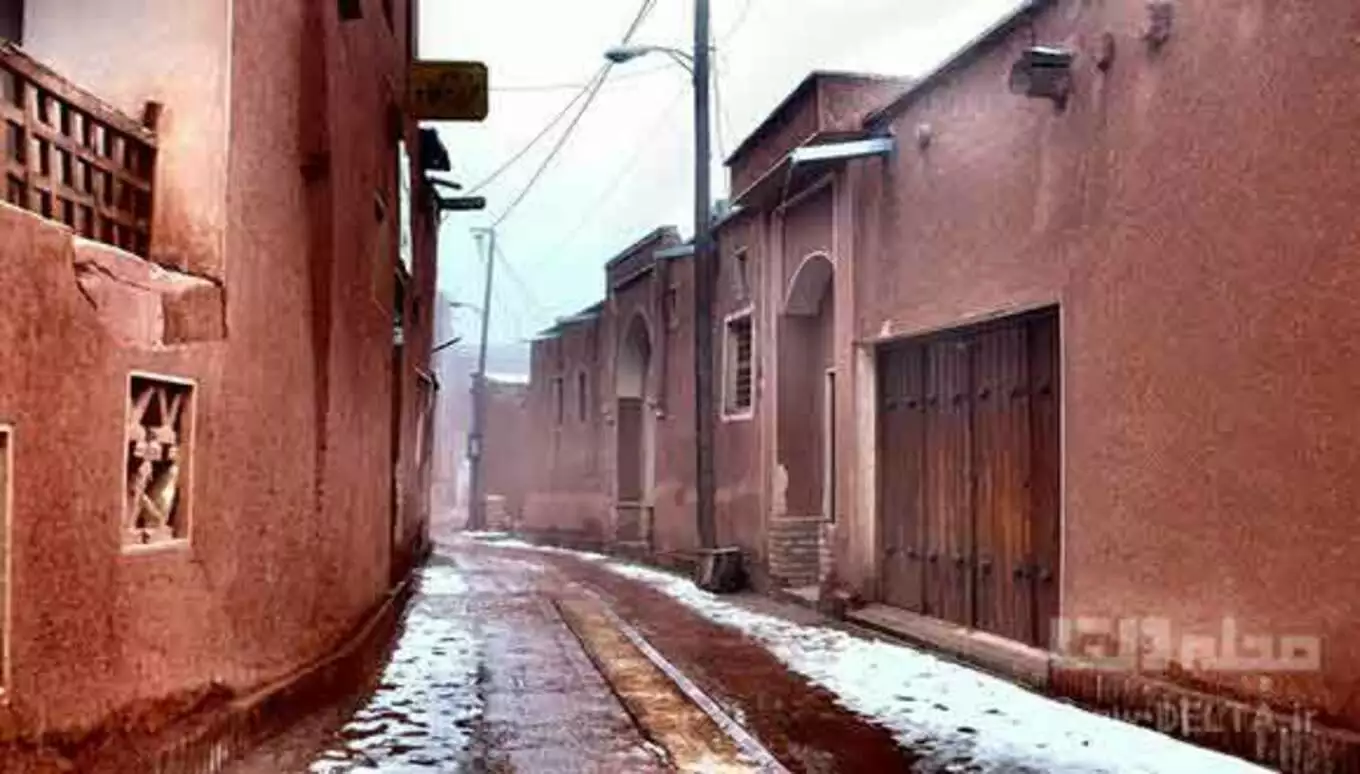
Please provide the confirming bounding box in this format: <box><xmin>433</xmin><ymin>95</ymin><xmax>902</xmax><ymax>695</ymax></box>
<box><xmin>478</xmin><ymin>536</ymin><xmax>1268</xmax><ymax>774</ymax></box>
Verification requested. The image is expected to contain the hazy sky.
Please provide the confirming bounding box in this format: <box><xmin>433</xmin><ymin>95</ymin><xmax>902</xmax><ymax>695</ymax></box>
<box><xmin>419</xmin><ymin>0</ymin><xmax>1019</xmax><ymax>347</ymax></box>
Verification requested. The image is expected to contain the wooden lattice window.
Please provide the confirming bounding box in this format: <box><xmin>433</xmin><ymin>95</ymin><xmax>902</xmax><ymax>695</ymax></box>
<box><xmin>124</xmin><ymin>374</ymin><xmax>194</xmax><ymax>549</ymax></box>
<box><xmin>1</xmin><ymin>46</ymin><xmax>157</xmax><ymax>255</ymax></box>
<box><xmin>724</xmin><ymin>312</ymin><xmax>754</xmax><ymax>417</ymax></box>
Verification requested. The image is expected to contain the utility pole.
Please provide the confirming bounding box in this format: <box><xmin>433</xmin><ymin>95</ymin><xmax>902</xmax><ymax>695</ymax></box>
<box><xmin>466</xmin><ymin>227</ymin><xmax>495</xmax><ymax>531</ymax></box>
<box><xmin>692</xmin><ymin>0</ymin><xmax>717</xmax><ymax>549</ymax></box>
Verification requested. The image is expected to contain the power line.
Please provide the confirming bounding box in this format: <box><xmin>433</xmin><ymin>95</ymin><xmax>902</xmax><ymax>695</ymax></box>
<box><xmin>465</xmin><ymin>0</ymin><xmax>658</xmax><ymax>197</ymax></box>
<box><xmin>492</xmin><ymin>64</ymin><xmax>670</xmax><ymax>93</ymax></box>
<box><xmin>720</xmin><ymin>0</ymin><xmax>756</xmax><ymax>43</ymax></box>
<box><xmin>713</xmin><ymin>54</ymin><xmax>731</xmax><ymax>162</ymax></box>
<box><xmin>490</xmin><ymin>67</ymin><xmax>611</xmax><ymax>227</ymax></box>
<box><xmin>552</xmin><ymin>86</ymin><xmax>689</xmax><ymax>255</ymax></box>
<box><xmin>493</xmin><ymin>241</ymin><xmax>548</xmax><ymax>321</ymax></box>
<box><xmin>488</xmin><ymin>0</ymin><xmax>661</xmax><ymax>227</ymax></box>
<box><xmin>464</xmin><ymin>85</ymin><xmax>594</xmax><ymax>195</ymax></box>
<box><xmin>622</xmin><ymin>0</ymin><xmax>661</xmax><ymax>41</ymax></box>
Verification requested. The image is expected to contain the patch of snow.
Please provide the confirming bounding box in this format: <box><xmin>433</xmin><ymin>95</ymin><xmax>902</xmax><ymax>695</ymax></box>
<box><xmin>477</xmin><ymin>537</ymin><xmax>609</xmax><ymax>563</ymax></box>
<box><xmin>486</xmin><ymin>538</ymin><xmax>1267</xmax><ymax>774</ymax></box>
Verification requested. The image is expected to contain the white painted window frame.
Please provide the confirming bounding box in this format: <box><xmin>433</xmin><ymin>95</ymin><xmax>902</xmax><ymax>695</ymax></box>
<box><xmin>721</xmin><ymin>306</ymin><xmax>756</xmax><ymax>422</ymax></box>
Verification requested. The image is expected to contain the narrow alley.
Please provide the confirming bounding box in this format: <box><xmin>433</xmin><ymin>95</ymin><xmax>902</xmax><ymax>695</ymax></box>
<box><xmin>228</xmin><ymin>537</ymin><xmax>1262</xmax><ymax>773</ymax></box>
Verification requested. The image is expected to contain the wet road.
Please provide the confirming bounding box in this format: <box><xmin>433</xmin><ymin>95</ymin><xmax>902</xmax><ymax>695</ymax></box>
<box><xmin>231</xmin><ymin>550</ymin><xmax>667</xmax><ymax>772</ymax></box>
<box><xmin>230</xmin><ymin>539</ymin><xmax>915</xmax><ymax>773</ymax></box>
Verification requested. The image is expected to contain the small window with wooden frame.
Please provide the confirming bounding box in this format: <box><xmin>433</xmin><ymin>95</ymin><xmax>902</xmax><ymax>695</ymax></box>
<box><xmin>722</xmin><ymin>309</ymin><xmax>755</xmax><ymax>420</ymax></box>
<box><xmin>124</xmin><ymin>373</ymin><xmax>196</xmax><ymax>552</ymax></box>
<box><xmin>0</xmin><ymin>424</ymin><xmax>12</xmax><ymax>698</ymax></box>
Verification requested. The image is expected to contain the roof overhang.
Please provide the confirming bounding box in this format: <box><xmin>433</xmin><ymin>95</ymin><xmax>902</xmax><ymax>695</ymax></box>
<box><xmin>733</xmin><ymin>132</ymin><xmax>895</xmax><ymax>210</ymax></box>
<box><xmin>788</xmin><ymin>136</ymin><xmax>895</xmax><ymax>166</ymax></box>
<box><xmin>654</xmin><ymin>243</ymin><xmax>695</xmax><ymax>261</ymax></box>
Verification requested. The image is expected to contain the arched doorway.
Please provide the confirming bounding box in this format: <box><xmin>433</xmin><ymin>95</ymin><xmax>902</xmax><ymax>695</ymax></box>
<box><xmin>615</xmin><ymin>313</ymin><xmax>654</xmax><ymax>545</ymax></box>
<box><xmin>773</xmin><ymin>253</ymin><xmax>835</xmax><ymax>587</ymax></box>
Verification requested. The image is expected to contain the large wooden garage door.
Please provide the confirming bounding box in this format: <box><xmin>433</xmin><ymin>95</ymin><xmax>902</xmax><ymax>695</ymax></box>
<box><xmin>877</xmin><ymin>309</ymin><xmax>1060</xmax><ymax>648</ymax></box>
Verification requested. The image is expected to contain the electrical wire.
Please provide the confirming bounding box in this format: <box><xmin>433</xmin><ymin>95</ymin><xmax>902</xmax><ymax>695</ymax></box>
<box><xmin>488</xmin><ymin>0</ymin><xmax>661</xmax><ymax>227</ymax></box>
<box><xmin>463</xmin><ymin>85</ymin><xmax>594</xmax><ymax>195</ymax></box>
<box><xmin>489</xmin><ymin>66</ymin><xmax>610</xmax><ymax>227</ymax></box>
<box><xmin>712</xmin><ymin>53</ymin><xmax>731</xmax><ymax>162</ymax></box>
<box><xmin>491</xmin><ymin>64</ymin><xmax>670</xmax><ymax>93</ymax></box>
<box><xmin>720</xmin><ymin>0</ymin><xmax>756</xmax><ymax>43</ymax></box>
<box><xmin>551</xmin><ymin>86</ymin><xmax>689</xmax><ymax>255</ymax></box>
<box><xmin>466</xmin><ymin>0</ymin><xmax>658</xmax><ymax>196</ymax></box>
<box><xmin>493</xmin><ymin>241</ymin><xmax>548</xmax><ymax>321</ymax></box>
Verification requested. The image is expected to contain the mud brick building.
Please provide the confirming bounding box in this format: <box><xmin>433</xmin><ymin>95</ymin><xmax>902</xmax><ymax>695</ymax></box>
<box><xmin>499</xmin><ymin>0</ymin><xmax>1360</xmax><ymax>767</ymax></box>
<box><xmin>0</xmin><ymin>0</ymin><xmax>441</xmax><ymax>748</ymax></box>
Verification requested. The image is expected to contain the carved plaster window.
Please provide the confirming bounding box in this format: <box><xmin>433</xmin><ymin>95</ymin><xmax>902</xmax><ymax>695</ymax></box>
<box><xmin>124</xmin><ymin>374</ymin><xmax>194</xmax><ymax>549</ymax></box>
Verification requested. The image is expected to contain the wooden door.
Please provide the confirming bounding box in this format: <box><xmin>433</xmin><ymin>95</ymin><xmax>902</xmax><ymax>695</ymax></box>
<box><xmin>878</xmin><ymin>345</ymin><xmax>926</xmax><ymax>611</ymax></box>
<box><xmin>924</xmin><ymin>337</ymin><xmax>973</xmax><ymax>626</ymax></box>
<box><xmin>617</xmin><ymin>398</ymin><xmax>644</xmax><ymax>502</ymax></box>
<box><xmin>971</xmin><ymin>323</ymin><xmax>1036</xmax><ymax>644</ymax></box>
<box><xmin>1028</xmin><ymin>312</ymin><xmax>1062</xmax><ymax>648</ymax></box>
<box><xmin>877</xmin><ymin>308</ymin><xmax>1061</xmax><ymax>648</ymax></box>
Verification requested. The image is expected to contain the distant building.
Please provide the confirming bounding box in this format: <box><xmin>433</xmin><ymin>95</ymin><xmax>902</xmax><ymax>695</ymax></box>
<box><xmin>431</xmin><ymin>291</ymin><xmax>468</xmax><ymax>534</ymax></box>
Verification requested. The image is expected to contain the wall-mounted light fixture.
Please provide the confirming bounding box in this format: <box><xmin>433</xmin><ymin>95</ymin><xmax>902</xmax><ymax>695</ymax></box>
<box><xmin>915</xmin><ymin>123</ymin><xmax>934</xmax><ymax>151</ymax></box>
<box><xmin>1008</xmin><ymin>46</ymin><xmax>1076</xmax><ymax>110</ymax></box>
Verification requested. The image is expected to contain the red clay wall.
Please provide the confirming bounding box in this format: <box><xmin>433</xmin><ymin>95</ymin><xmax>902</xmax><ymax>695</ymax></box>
<box><xmin>522</xmin><ymin>321</ymin><xmax>611</xmax><ymax>540</ymax></box>
<box><xmin>730</xmin><ymin>85</ymin><xmax>820</xmax><ymax>197</ymax></box>
<box><xmin>646</xmin><ymin>257</ymin><xmax>699</xmax><ymax>557</ymax></box>
<box><xmin>0</xmin><ymin>0</ymin><xmax>433</xmax><ymax>740</ymax></box>
<box><xmin>481</xmin><ymin>380</ymin><xmax>531</xmax><ymax>529</ymax></box>
<box><xmin>714</xmin><ymin>212</ymin><xmax>765</xmax><ymax>569</ymax></box>
<box><xmin>519</xmin><ymin>230</ymin><xmax>709</xmax><ymax>557</ymax></box>
<box><xmin>847</xmin><ymin>0</ymin><xmax>1360</xmax><ymax>723</ymax></box>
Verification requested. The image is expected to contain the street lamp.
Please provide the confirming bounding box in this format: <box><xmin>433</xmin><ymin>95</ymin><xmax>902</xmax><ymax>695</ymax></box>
<box><xmin>604</xmin><ymin>44</ymin><xmax>695</xmax><ymax>73</ymax></box>
<box><xmin>605</xmin><ymin>0</ymin><xmax>719</xmax><ymax>557</ymax></box>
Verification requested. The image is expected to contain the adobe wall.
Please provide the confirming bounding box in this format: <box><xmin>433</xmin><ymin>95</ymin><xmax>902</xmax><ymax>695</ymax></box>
<box><xmin>481</xmin><ymin>380</ymin><xmax>531</xmax><ymax>529</ymax></box>
<box><xmin>729</xmin><ymin>86</ymin><xmax>820</xmax><ymax>196</ymax></box>
<box><xmin>645</xmin><ymin>257</ymin><xmax>699</xmax><ymax>557</ymax></box>
<box><xmin>848</xmin><ymin>0</ymin><xmax>1360</xmax><ymax>721</ymax></box>
<box><xmin>0</xmin><ymin>0</ymin><xmax>432</xmax><ymax>738</ymax></box>
<box><xmin>713</xmin><ymin>212</ymin><xmax>765</xmax><ymax>569</ymax></box>
<box><xmin>520</xmin><ymin>322</ymin><xmax>611</xmax><ymax>542</ymax></box>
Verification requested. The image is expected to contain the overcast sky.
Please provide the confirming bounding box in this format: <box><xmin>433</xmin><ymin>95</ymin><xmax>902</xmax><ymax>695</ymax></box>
<box><xmin>419</xmin><ymin>0</ymin><xmax>1019</xmax><ymax>349</ymax></box>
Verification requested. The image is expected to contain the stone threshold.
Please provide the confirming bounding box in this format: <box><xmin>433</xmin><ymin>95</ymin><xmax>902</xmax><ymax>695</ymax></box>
<box><xmin>773</xmin><ymin>584</ymin><xmax>820</xmax><ymax>608</ymax></box>
<box><xmin>845</xmin><ymin>604</ymin><xmax>1050</xmax><ymax>688</ymax></box>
